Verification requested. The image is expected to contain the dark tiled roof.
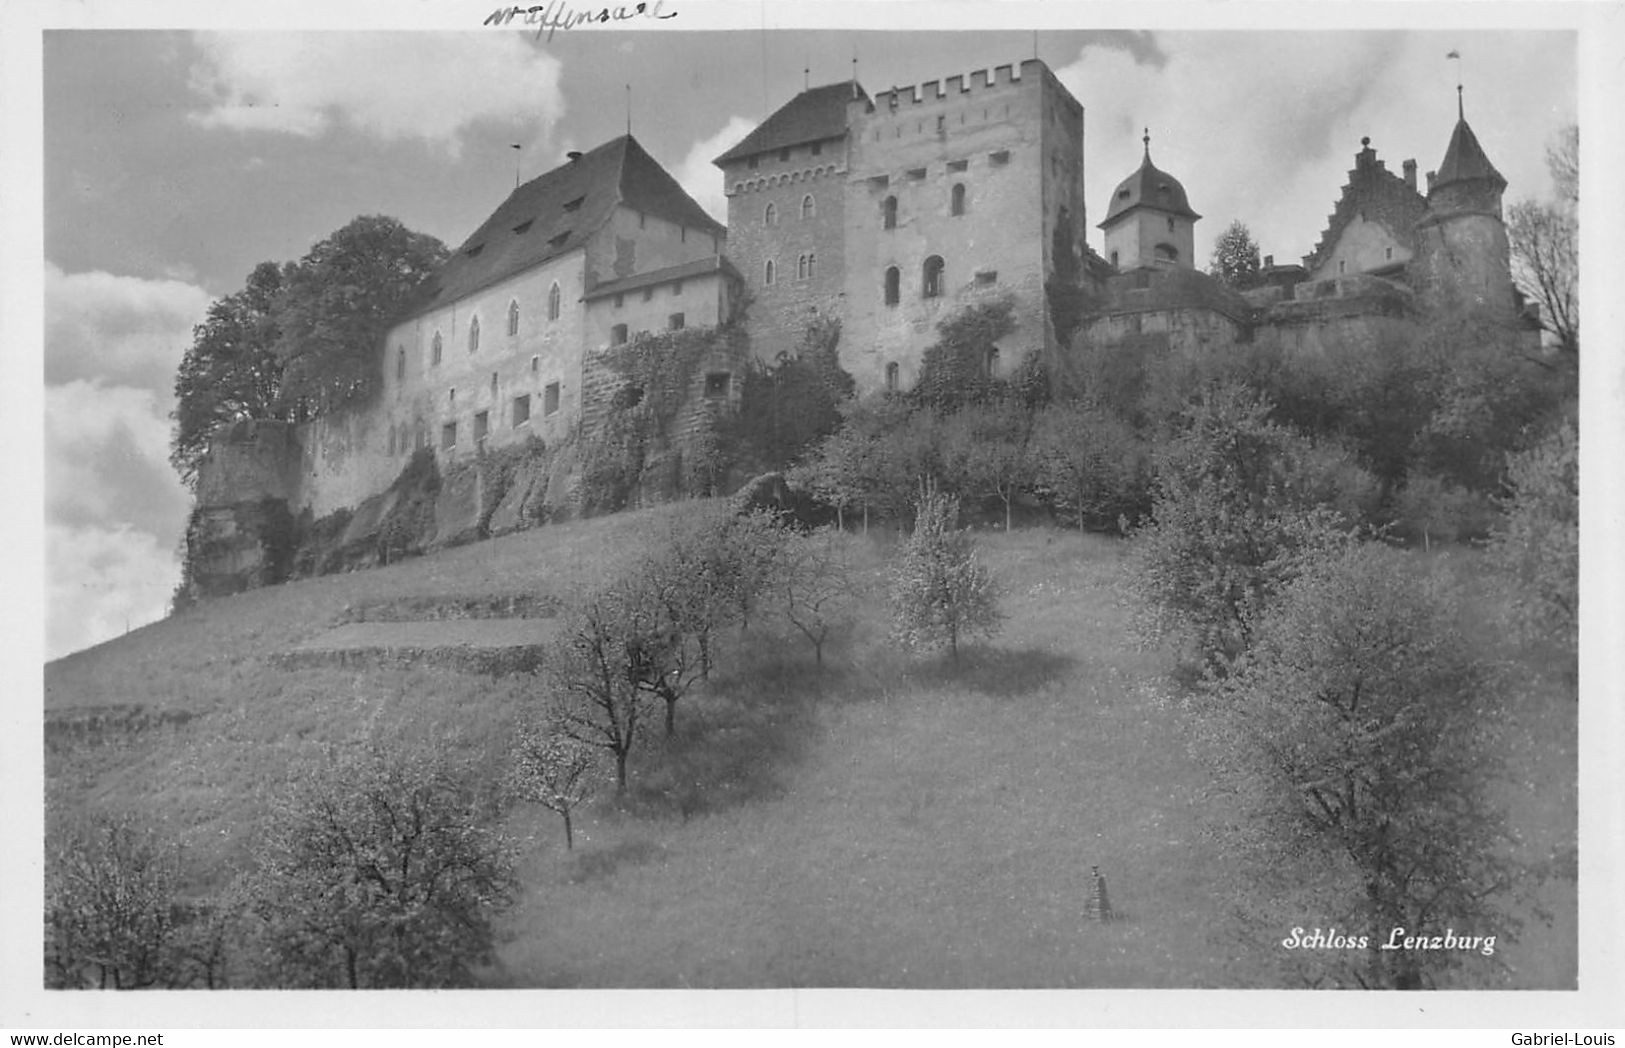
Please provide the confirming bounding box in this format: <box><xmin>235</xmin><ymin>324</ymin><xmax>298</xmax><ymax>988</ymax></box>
<box><xmin>1099</xmin><ymin>148</ymin><xmax>1201</xmax><ymax>227</ymax></box>
<box><xmin>581</xmin><ymin>255</ymin><xmax>730</xmax><ymax>302</ymax></box>
<box><xmin>1098</xmin><ymin>266</ymin><xmax>1254</xmax><ymax>326</ymax></box>
<box><xmin>402</xmin><ymin>136</ymin><xmax>724</xmax><ymax>319</ymax></box>
<box><xmin>714</xmin><ymin>81</ymin><xmax>864</xmax><ymax>165</ymax></box>
<box><xmin>1434</xmin><ymin>117</ymin><xmax>1506</xmax><ymax>188</ymax></box>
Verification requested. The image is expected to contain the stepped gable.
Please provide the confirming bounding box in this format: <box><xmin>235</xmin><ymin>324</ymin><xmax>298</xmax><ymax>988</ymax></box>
<box><xmin>714</xmin><ymin>81</ymin><xmax>864</xmax><ymax>164</ymax></box>
<box><xmin>404</xmin><ymin>135</ymin><xmax>724</xmax><ymax>318</ymax></box>
<box><xmin>1302</xmin><ymin>137</ymin><xmax>1426</xmax><ymax>275</ymax></box>
<box><xmin>1099</xmin><ymin>136</ymin><xmax>1201</xmax><ymax>227</ymax></box>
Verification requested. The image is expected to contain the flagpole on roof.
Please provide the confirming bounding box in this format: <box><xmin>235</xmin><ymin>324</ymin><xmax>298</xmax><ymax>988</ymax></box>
<box><xmin>511</xmin><ymin>143</ymin><xmax>521</xmax><ymax>189</ymax></box>
<box><xmin>1447</xmin><ymin>49</ymin><xmax>1464</xmax><ymax>118</ymax></box>
<box><xmin>625</xmin><ymin>83</ymin><xmax>632</xmax><ymax>137</ymax></box>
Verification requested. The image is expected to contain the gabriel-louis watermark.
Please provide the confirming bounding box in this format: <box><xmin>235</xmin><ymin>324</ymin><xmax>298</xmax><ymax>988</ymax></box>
<box><xmin>1281</xmin><ymin>926</ymin><xmax>1497</xmax><ymax>956</ymax></box>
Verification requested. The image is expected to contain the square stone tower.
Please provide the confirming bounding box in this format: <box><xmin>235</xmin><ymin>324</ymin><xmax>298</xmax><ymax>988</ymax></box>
<box><xmin>839</xmin><ymin>60</ymin><xmax>1086</xmax><ymax>394</ymax></box>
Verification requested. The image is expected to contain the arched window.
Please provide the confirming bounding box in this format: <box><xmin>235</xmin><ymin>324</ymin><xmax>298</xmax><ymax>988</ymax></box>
<box><xmin>1167</xmin><ymin>216</ymin><xmax>1176</xmax><ymax>233</ymax></box>
<box><xmin>764</xmin><ymin>259</ymin><xmax>776</xmax><ymax>286</ymax></box>
<box><xmin>950</xmin><ymin>183</ymin><xmax>966</xmax><ymax>216</ymax></box>
<box><xmin>984</xmin><ymin>346</ymin><xmax>1000</xmax><ymax>377</ymax></box>
<box><xmin>547</xmin><ymin>282</ymin><xmax>561</xmax><ymax>321</ymax></box>
<box><xmin>764</xmin><ymin>203</ymin><xmax>777</xmax><ymax>225</ymax></box>
<box><xmin>807</xmin><ymin>252</ymin><xmax>816</xmax><ymax>280</ymax></box>
<box><xmin>885</xmin><ymin>362</ymin><xmax>899</xmax><ymax>391</ymax></box>
<box><xmin>1154</xmin><ymin>244</ymin><xmax>1178</xmax><ymax>264</ymax></box>
<box><xmin>883</xmin><ymin>266</ymin><xmax>900</xmax><ymax>306</ymax></box>
<box><xmin>801</xmin><ymin>194</ymin><xmax>815</xmax><ymax>220</ymax></box>
<box><xmin>507</xmin><ymin>300</ymin><xmax>520</xmax><ymax>336</ymax></box>
<box><xmin>431</xmin><ymin>331</ymin><xmax>443</xmax><ymax>365</ymax></box>
<box><xmin>922</xmin><ymin>255</ymin><xmax>945</xmax><ymax>298</ymax></box>
<box><xmin>797</xmin><ymin>254</ymin><xmax>808</xmax><ymax>281</ymax></box>
<box><xmin>396</xmin><ymin>346</ymin><xmax>406</xmax><ymax>381</ymax></box>
<box><xmin>1109</xmin><ymin>249</ymin><xmax>1119</xmax><ymax>269</ymax></box>
<box><xmin>882</xmin><ymin>196</ymin><xmax>897</xmax><ymax>230</ymax></box>
<box><xmin>468</xmin><ymin>315</ymin><xmax>480</xmax><ymax>352</ymax></box>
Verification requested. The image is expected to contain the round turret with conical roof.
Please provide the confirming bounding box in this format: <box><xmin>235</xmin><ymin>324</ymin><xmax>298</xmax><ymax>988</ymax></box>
<box><xmin>1098</xmin><ymin>130</ymin><xmax>1201</xmax><ymax>271</ymax></box>
<box><xmin>1413</xmin><ymin>87</ymin><xmax>1515</xmax><ymax>315</ymax></box>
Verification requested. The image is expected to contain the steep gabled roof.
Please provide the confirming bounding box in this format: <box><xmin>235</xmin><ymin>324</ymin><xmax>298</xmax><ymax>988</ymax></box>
<box><xmin>1302</xmin><ymin>139</ymin><xmax>1427</xmax><ymax>275</ymax></box>
<box><xmin>714</xmin><ymin>81</ymin><xmax>864</xmax><ymax>165</ymax></box>
<box><xmin>1434</xmin><ymin>117</ymin><xmax>1506</xmax><ymax>189</ymax></box>
<box><xmin>403</xmin><ymin>136</ymin><xmax>723</xmax><ymax>319</ymax></box>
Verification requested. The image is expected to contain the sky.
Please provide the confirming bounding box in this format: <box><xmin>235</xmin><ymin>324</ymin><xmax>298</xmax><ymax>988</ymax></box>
<box><xmin>21</xmin><ymin>10</ymin><xmax>1584</xmax><ymax>660</ymax></box>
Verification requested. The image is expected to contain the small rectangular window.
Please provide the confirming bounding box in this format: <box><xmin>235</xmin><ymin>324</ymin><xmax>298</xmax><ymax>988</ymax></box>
<box><xmin>989</xmin><ymin>150</ymin><xmax>1010</xmax><ymax>166</ymax></box>
<box><xmin>748</xmin><ymin>156</ymin><xmax>758</xmax><ymax>169</ymax></box>
<box><xmin>473</xmin><ymin>410</ymin><xmax>489</xmax><ymax>443</ymax></box>
<box><xmin>976</xmin><ymin>270</ymin><xmax>998</xmax><ymax>285</ymax></box>
<box><xmin>544</xmin><ymin>382</ymin><xmax>561</xmax><ymax>416</ymax></box>
<box><xmin>490</xmin><ymin>372</ymin><xmax>498</xmax><ymax>394</ymax></box>
<box><xmin>669</xmin><ymin>312</ymin><xmax>685</xmax><ymax>330</ymax></box>
<box><xmin>643</xmin><ymin>287</ymin><xmax>654</xmax><ymax>303</ymax></box>
<box><xmin>613</xmin><ymin>294</ymin><xmax>624</xmax><ymax>308</ymax></box>
<box><xmin>531</xmin><ymin>355</ymin><xmax>540</xmax><ymax>373</ymax></box>
<box><xmin>441</xmin><ymin>422</ymin><xmax>457</xmax><ymax>449</ymax></box>
<box><xmin>811</xmin><ymin>142</ymin><xmax>822</xmax><ymax>156</ymax></box>
<box><xmin>908</xmin><ymin>167</ymin><xmax>927</xmax><ymax>181</ymax></box>
<box><xmin>704</xmin><ymin>372</ymin><xmax>731</xmax><ymax>399</ymax></box>
<box><xmin>948</xmin><ymin>159</ymin><xmax>968</xmax><ymax>172</ymax></box>
<box><xmin>513</xmin><ymin>395</ymin><xmax>531</xmax><ymax>427</ymax></box>
<box><xmin>779</xmin><ymin>147</ymin><xmax>791</xmax><ymax>162</ymax></box>
<box><xmin>513</xmin><ymin>219</ymin><xmax>535</xmax><ymax>234</ymax></box>
<box><xmin>672</xmin><ymin>280</ymin><xmax>683</xmax><ymax>296</ymax></box>
<box><xmin>611</xmin><ymin>323</ymin><xmax>628</xmax><ymax>345</ymax></box>
<box><xmin>563</xmin><ymin>196</ymin><xmax>584</xmax><ymax>212</ymax></box>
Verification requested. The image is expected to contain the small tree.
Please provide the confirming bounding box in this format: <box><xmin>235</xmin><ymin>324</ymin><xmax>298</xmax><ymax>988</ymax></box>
<box><xmin>1508</xmin><ymin>124</ymin><xmax>1578</xmax><ymax>359</ymax></box>
<box><xmin>1225</xmin><ymin>543</ymin><xmax>1532</xmax><ymax>989</ymax></box>
<box><xmin>1485</xmin><ymin>418</ymin><xmax>1577</xmax><ymax>663</ymax></box>
<box><xmin>1207</xmin><ymin>219</ymin><xmax>1263</xmax><ymax>290</ymax></box>
<box><xmin>548</xmin><ymin>580</ymin><xmax>659</xmax><ymax>791</ymax></box>
<box><xmin>778</xmin><ymin>526</ymin><xmax>858</xmax><ymax>666</ymax></box>
<box><xmin>888</xmin><ymin>489</ymin><xmax>1002</xmax><ymax>660</ymax></box>
<box><xmin>510</xmin><ymin>722</ymin><xmax>600</xmax><ymax>850</ymax></box>
<box><xmin>243</xmin><ymin>746</ymin><xmax>516</xmax><ymax>989</ymax></box>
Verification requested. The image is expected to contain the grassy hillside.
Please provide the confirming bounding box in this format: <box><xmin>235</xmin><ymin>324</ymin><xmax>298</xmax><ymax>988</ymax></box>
<box><xmin>43</xmin><ymin>505</ymin><xmax>1576</xmax><ymax>988</ymax></box>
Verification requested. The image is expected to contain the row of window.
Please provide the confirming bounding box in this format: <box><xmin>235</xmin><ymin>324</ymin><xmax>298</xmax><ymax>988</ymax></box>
<box><xmin>745</xmin><ymin>139</ymin><xmax>824</xmax><ymax>169</ymax></box>
<box><xmin>388</xmin><ymin>384</ymin><xmax>565</xmax><ymax>457</ymax></box>
<box><xmin>762</xmin><ymin>196</ymin><xmax>817</xmax><ymax>225</ymax></box>
<box><xmin>609</xmin><ymin>312</ymin><xmax>686</xmax><ymax>345</ymax></box>
<box><xmin>761</xmin><ymin>254</ymin><xmax>817</xmax><ymax>287</ymax></box>
<box><xmin>406</xmin><ymin>283</ymin><xmax>566</xmax><ymax>375</ymax></box>
<box><xmin>879</xmin><ymin>183</ymin><xmax>968</xmax><ymax>230</ymax></box>
<box><xmin>609</xmin><ymin>279</ymin><xmax>683</xmax><ymax>310</ymax></box>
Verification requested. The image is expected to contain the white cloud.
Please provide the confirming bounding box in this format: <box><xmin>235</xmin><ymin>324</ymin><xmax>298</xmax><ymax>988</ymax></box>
<box><xmin>46</xmin><ymin>522</ymin><xmax>180</xmax><ymax>661</ymax></box>
<box><xmin>45</xmin><ymin>263</ymin><xmax>212</xmax><ymax>390</ymax></box>
<box><xmin>675</xmin><ymin>116</ymin><xmax>756</xmax><ymax>224</ymax></box>
<box><xmin>45</xmin><ymin>380</ymin><xmax>191</xmax><ymax>542</ymax></box>
<box><xmin>187</xmin><ymin>32</ymin><xmax>566</xmax><ymax>152</ymax></box>
<box><xmin>1057</xmin><ymin>31</ymin><xmax>1575</xmax><ymax>268</ymax></box>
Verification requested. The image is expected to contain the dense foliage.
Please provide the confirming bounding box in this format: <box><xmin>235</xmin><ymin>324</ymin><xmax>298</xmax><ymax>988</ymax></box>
<box><xmin>241</xmin><ymin>746</ymin><xmax>516</xmax><ymax>988</ymax></box>
<box><xmin>1223</xmin><ymin>544</ymin><xmax>1532</xmax><ymax>988</ymax></box>
<box><xmin>1486</xmin><ymin>417</ymin><xmax>1578</xmax><ymax>663</ymax></box>
<box><xmin>1207</xmin><ymin>219</ymin><xmax>1263</xmax><ymax>289</ymax></box>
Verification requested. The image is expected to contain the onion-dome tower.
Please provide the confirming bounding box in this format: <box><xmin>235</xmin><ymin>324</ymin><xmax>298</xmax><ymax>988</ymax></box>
<box><xmin>1098</xmin><ymin>129</ymin><xmax>1201</xmax><ymax>271</ymax></box>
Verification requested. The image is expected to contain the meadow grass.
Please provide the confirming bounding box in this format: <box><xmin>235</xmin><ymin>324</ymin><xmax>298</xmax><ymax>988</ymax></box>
<box><xmin>42</xmin><ymin>509</ymin><xmax>1576</xmax><ymax>988</ymax></box>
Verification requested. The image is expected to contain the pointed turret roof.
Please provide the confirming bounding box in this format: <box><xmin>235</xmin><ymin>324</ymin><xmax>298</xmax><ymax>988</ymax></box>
<box><xmin>401</xmin><ymin>135</ymin><xmax>723</xmax><ymax>318</ymax></box>
<box><xmin>1099</xmin><ymin>130</ymin><xmax>1201</xmax><ymax>228</ymax></box>
<box><xmin>1433</xmin><ymin>114</ymin><xmax>1506</xmax><ymax>190</ymax></box>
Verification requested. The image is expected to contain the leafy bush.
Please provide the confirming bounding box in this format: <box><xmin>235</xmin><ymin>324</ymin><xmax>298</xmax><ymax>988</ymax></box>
<box><xmin>1223</xmin><ymin>543</ymin><xmax>1530</xmax><ymax>988</ymax></box>
<box><xmin>241</xmin><ymin>746</ymin><xmax>516</xmax><ymax>988</ymax></box>
<box><xmin>509</xmin><ymin>722</ymin><xmax>600</xmax><ymax>850</ymax></box>
<box><xmin>912</xmin><ymin>297</ymin><xmax>1016</xmax><ymax>414</ymax></box>
<box><xmin>1029</xmin><ymin>398</ymin><xmax>1152</xmax><ymax>532</ymax></box>
<box><xmin>888</xmin><ymin>489</ymin><xmax>1002</xmax><ymax>660</ymax></box>
<box><xmin>1389</xmin><ymin>472</ymin><xmax>1498</xmax><ymax>548</ymax></box>
<box><xmin>1485</xmin><ymin>418</ymin><xmax>1578</xmax><ymax>662</ymax></box>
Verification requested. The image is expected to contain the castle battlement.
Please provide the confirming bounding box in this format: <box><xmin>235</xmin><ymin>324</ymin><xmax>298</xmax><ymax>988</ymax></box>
<box><xmin>858</xmin><ymin>59</ymin><xmax>1040</xmax><ymax>115</ymax></box>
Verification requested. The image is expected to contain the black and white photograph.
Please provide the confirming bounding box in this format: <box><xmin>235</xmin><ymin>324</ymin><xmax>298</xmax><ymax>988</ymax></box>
<box><xmin>6</xmin><ymin>0</ymin><xmax>1621</xmax><ymax>1032</ymax></box>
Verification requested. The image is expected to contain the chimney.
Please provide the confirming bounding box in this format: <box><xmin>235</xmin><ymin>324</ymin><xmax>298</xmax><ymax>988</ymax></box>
<box><xmin>567</xmin><ymin>150</ymin><xmax>583</xmax><ymax>161</ymax></box>
<box><xmin>1402</xmin><ymin>159</ymin><xmax>1417</xmax><ymax>192</ymax></box>
<box><xmin>1263</xmin><ymin>254</ymin><xmax>1274</xmax><ymax>268</ymax></box>
<box><xmin>1426</xmin><ymin>170</ymin><xmax>1437</xmax><ymax>193</ymax></box>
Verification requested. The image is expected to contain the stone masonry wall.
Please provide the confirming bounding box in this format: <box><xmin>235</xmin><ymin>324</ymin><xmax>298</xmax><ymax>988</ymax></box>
<box><xmin>840</xmin><ymin>61</ymin><xmax>1058</xmax><ymax>394</ymax></box>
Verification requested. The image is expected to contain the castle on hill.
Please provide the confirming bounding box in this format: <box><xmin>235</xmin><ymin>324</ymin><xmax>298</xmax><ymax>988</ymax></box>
<box><xmin>186</xmin><ymin>58</ymin><xmax>1536</xmax><ymax>597</ymax></box>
